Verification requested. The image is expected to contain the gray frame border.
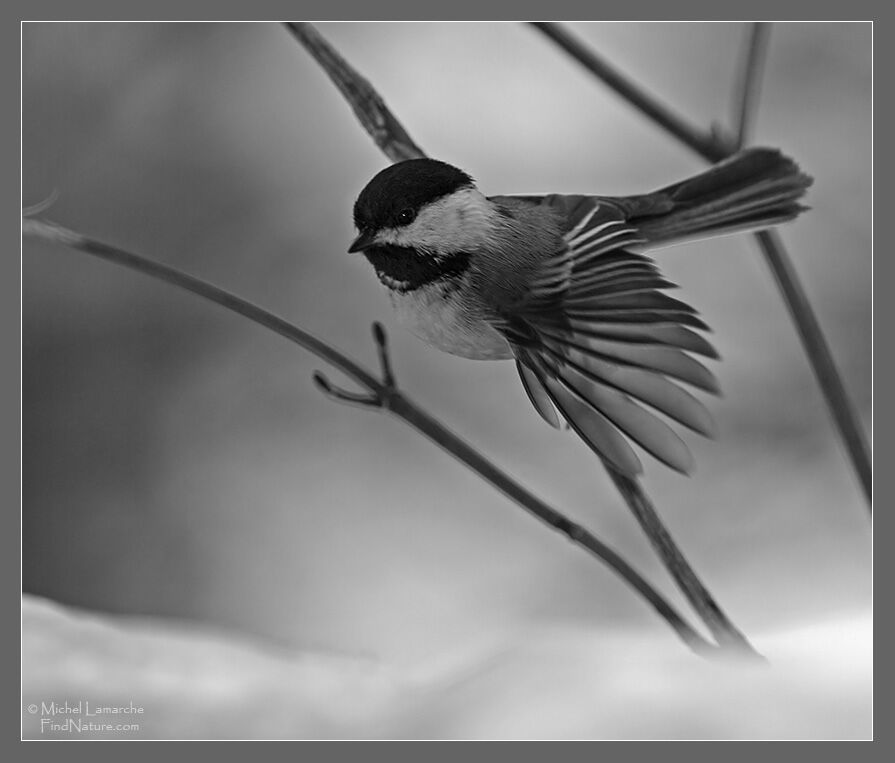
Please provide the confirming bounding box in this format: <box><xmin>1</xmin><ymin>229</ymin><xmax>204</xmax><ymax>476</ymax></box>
<box><xmin>12</xmin><ymin>2</ymin><xmax>878</xmax><ymax>754</ymax></box>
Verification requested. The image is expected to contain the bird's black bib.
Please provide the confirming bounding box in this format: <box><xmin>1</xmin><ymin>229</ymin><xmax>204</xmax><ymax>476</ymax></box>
<box><xmin>362</xmin><ymin>244</ymin><xmax>471</xmax><ymax>292</ymax></box>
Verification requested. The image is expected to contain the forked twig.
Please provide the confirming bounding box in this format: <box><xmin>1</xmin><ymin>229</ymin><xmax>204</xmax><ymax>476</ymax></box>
<box><xmin>313</xmin><ymin>372</ymin><xmax>380</xmax><ymax>409</ymax></box>
<box><xmin>288</xmin><ymin>23</ymin><xmax>760</xmax><ymax>655</ymax></box>
<box><xmin>373</xmin><ymin>322</ymin><xmax>397</xmax><ymax>389</ymax></box>
<box><xmin>533</xmin><ymin>21</ymin><xmax>871</xmax><ymax>507</ymax></box>
<box><xmin>23</xmin><ymin>215</ymin><xmax>718</xmax><ymax>657</ymax></box>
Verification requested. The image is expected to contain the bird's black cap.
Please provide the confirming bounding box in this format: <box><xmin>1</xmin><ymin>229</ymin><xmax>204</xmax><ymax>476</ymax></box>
<box><xmin>353</xmin><ymin>158</ymin><xmax>474</xmax><ymax>232</ymax></box>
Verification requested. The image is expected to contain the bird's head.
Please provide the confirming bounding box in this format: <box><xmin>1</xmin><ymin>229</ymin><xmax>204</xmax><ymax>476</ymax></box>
<box><xmin>349</xmin><ymin>158</ymin><xmax>496</xmax><ymax>259</ymax></box>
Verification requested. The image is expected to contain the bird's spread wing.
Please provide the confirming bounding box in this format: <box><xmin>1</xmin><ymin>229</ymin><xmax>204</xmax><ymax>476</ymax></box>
<box><xmin>495</xmin><ymin>196</ymin><xmax>719</xmax><ymax>477</ymax></box>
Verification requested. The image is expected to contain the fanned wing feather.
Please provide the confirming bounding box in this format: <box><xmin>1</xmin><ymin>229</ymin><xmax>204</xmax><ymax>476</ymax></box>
<box><xmin>538</xmin><ymin>331</ymin><xmax>720</xmax><ymax>399</ymax></box>
<box><xmin>537</xmin><ymin>364</ymin><xmax>644</xmax><ymax>477</ymax></box>
<box><xmin>495</xmin><ymin>149</ymin><xmax>810</xmax><ymax>475</ymax></box>
<box><xmin>516</xmin><ymin>359</ymin><xmax>560</xmax><ymax>429</ymax></box>
<box><xmin>563</xmin><ymin>320</ymin><xmax>718</xmax><ymax>359</ymax></box>
<box><xmin>539</xmin><ymin>354</ymin><xmax>695</xmax><ymax>474</ymax></box>
<box><xmin>559</xmin><ymin>308</ymin><xmax>710</xmax><ymax>331</ymax></box>
<box><xmin>501</xmin><ymin>199</ymin><xmax>718</xmax><ymax>476</ymax></box>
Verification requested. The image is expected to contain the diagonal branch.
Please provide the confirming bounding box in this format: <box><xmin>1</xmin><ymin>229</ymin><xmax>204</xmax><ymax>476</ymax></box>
<box><xmin>287</xmin><ymin>23</ymin><xmax>760</xmax><ymax>655</ymax></box>
<box><xmin>534</xmin><ymin>21</ymin><xmax>871</xmax><ymax>508</ymax></box>
<box><xmin>23</xmin><ymin>216</ymin><xmax>718</xmax><ymax>658</ymax></box>
<box><xmin>730</xmin><ymin>24</ymin><xmax>872</xmax><ymax>508</ymax></box>
<box><xmin>285</xmin><ymin>22</ymin><xmax>426</xmax><ymax>163</ymax></box>
<box><xmin>530</xmin><ymin>22</ymin><xmax>733</xmax><ymax>161</ymax></box>
<box><xmin>732</xmin><ymin>23</ymin><xmax>771</xmax><ymax>150</ymax></box>
<box><xmin>608</xmin><ymin>470</ymin><xmax>753</xmax><ymax>651</ymax></box>
<box><xmin>755</xmin><ymin>229</ymin><xmax>873</xmax><ymax>507</ymax></box>
<box><xmin>372</xmin><ymin>321</ymin><xmax>397</xmax><ymax>389</ymax></box>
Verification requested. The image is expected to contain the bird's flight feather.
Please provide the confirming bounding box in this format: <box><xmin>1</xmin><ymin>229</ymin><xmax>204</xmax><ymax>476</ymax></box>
<box><xmin>492</xmin><ymin>149</ymin><xmax>812</xmax><ymax>476</ymax></box>
<box><xmin>496</xmin><ymin>202</ymin><xmax>718</xmax><ymax>476</ymax></box>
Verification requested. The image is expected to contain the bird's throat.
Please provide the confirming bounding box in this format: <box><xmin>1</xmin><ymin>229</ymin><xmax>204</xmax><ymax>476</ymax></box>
<box><xmin>362</xmin><ymin>244</ymin><xmax>471</xmax><ymax>293</ymax></box>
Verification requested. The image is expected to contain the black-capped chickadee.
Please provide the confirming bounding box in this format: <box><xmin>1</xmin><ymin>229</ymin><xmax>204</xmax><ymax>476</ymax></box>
<box><xmin>349</xmin><ymin>149</ymin><xmax>812</xmax><ymax>477</ymax></box>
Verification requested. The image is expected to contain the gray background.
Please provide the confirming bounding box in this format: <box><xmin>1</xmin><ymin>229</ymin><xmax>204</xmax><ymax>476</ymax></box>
<box><xmin>23</xmin><ymin>22</ymin><xmax>870</xmax><ymax>671</ymax></box>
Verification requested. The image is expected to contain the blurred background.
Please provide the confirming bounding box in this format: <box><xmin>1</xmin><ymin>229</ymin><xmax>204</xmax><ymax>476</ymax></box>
<box><xmin>22</xmin><ymin>22</ymin><xmax>871</xmax><ymax>735</ymax></box>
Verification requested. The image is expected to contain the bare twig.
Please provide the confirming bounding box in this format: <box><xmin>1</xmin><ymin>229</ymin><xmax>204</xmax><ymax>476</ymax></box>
<box><xmin>535</xmin><ymin>21</ymin><xmax>871</xmax><ymax>508</ymax></box>
<box><xmin>608</xmin><ymin>470</ymin><xmax>755</xmax><ymax>653</ymax></box>
<box><xmin>732</xmin><ymin>23</ymin><xmax>771</xmax><ymax>150</ymax></box>
<box><xmin>285</xmin><ymin>22</ymin><xmax>426</xmax><ymax>163</ymax></box>
<box><xmin>24</xmin><ymin>215</ymin><xmax>718</xmax><ymax>657</ymax></box>
<box><xmin>372</xmin><ymin>321</ymin><xmax>396</xmax><ymax>389</ymax></box>
<box><xmin>755</xmin><ymin>230</ymin><xmax>873</xmax><ymax>506</ymax></box>
<box><xmin>289</xmin><ymin>23</ymin><xmax>759</xmax><ymax>655</ymax></box>
<box><xmin>530</xmin><ymin>22</ymin><xmax>734</xmax><ymax>161</ymax></box>
<box><xmin>313</xmin><ymin>371</ymin><xmax>381</xmax><ymax>409</ymax></box>
<box><xmin>731</xmin><ymin>25</ymin><xmax>872</xmax><ymax>508</ymax></box>
<box><xmin>23</xmin><ymin>188</ymin><xmax>59</xmax><ymax>217</ymax></box>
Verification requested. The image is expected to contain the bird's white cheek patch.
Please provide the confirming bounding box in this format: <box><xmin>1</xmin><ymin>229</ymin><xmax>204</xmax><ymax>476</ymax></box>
<box><xmin>375</xmin><ymin>190</ymin><xmax>498</xmax><ymax>254</ymax></box>
<box><xmin>373</xmin><ymin>228</ymin><xmax>403</xmax><ymax>246</ymax></box>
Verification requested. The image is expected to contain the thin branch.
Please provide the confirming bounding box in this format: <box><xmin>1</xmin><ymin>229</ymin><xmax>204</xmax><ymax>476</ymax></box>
<box><xmin>730</xmin><ymin>26</ymin><xmax>872</xmax><ymax>507</ymax></box>
<box><xmin>530</xmin><ymin>22</ymin><xmax>734</xmax><ymax>161</ymax></box>
<box><xmin>732</xmin><ymin>23</ymin><xmax>771</xmax><ymax>150</ymax></box>
<box><xmin>23</xmin><ymin>216</ymin><xmax>717</xmax><ymax>657</ymax></box>
<box><xmin>756</xmin><ymin>230</ymin><xmax>873</xmax><ymax>506</ymax></box>
<box><xmin>287</xmin><ymin>23</ymin><xmax>759</xmax><ymax>655</ymax></box>
<box><xmin>313</xmin><ymin>371</ymin><xmax>381</xmax><ymax>409</ymax></box>
<box><xmin>23</xmin><ymin>188</ymin><xmax>59</xmax><ymax>217</ymax></box>
<box><xmin>534</xmin><ymin>22</ymin><xmax>872</xmax><ymax>508</ymax></box>
<box><xmin>22</xmin><ymin>219</ymin><xmax>382</xmax><ymax>391</ymax></box>
<box><xmin>285</xmin><ymin>22</ymin><xmax>426</xmax><ymax>163</ymax></box>
<box><xmin>608</xmin><ymin>470</ymin><xmax>756</xmax><ymax>653</ymax></box>
<box><xmin>372</xmin><ymin>322</ymin><xmax>396</xmax><ymax>389</ymax></box>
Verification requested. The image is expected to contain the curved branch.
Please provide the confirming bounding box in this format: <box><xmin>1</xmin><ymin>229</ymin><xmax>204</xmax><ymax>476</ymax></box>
<box><xmin>23</xmin><ymin>216</ymin><xmax>717</xmax><ymax>657</ymax></box>
<box><xmin>731</xmin><ymin>24</ymin><xmax>871</xmax><ymax>508</ymax></box>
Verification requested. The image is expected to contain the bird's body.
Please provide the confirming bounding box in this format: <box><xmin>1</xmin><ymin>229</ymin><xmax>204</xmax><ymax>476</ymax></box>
<box><xmin>389</xmin><ymin>277</ymin><xmax>512</xmax><ymax>360</ymax></box>
<box><xmin>384</xmin><ymin>193</ymin><xmax>560</xmax><ymax>360</ymax></box>
<box><xmin>350</xmin><ymin>149</ymin><xmax>812</xmax><ymax>477</ymax></box>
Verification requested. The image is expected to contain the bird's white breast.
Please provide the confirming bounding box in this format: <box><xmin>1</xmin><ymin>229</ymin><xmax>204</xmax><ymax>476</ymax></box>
<box><xmin>388</xmin><ymin>278</ymin><xmax>513</xmax><ymax>360</ymax></box>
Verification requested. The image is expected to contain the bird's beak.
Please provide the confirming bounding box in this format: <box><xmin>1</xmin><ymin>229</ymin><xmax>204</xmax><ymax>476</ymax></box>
<box><xmin>348</xmin><ymin>230</ymin><xmax>377</xmax><ymax>253</ymax></box>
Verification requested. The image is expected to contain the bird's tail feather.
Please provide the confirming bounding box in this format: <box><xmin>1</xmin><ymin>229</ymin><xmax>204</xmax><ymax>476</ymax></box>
<box><xmin>624</xmin><ymin>148</ymin><xmax>813</xmax><ymax>246</ymax></box>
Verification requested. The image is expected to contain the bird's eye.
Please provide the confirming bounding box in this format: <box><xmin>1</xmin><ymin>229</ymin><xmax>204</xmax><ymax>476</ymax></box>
<box><xmin>397</xmin><ymin>208</ymin><xmax>416</xmax><ymax>226</ymax></box>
